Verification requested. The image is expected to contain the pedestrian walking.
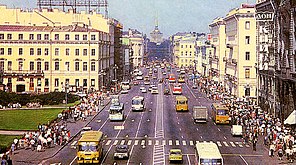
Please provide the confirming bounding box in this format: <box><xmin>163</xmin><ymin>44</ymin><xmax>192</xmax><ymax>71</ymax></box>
<box><xmin>278</xmin><ymin>148</ymin><xmax>283</xmax><ymax>160</ymax></box>
<box><xmin>252</xmin><ymin>138</ymin><xmax>257</xmax><ymax>151</ymax></box>
<box><xmin>269</xmin><ymin>143</ymin><xmax>275</xmax><ymax>157</ymax></box>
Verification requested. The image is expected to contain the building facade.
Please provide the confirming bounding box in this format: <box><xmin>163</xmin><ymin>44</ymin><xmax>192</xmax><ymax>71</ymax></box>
<box><xmin>195</xmin><ymin>34</ymin><xmax>213</xmax><ymax>77</ymax></box>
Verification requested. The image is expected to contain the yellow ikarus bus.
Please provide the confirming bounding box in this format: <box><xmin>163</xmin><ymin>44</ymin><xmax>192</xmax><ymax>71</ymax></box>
<box><xmin>77</xmin><ymin>131</ymin><xmax>104</xmax><ymax>164</ymax></box>
<box><xmin>211</xmin><ymin>103</ymin><xmax>230</xmax><ymax>124</ymax></box>
<box><xmin>176</xmin><ymin>95</ymin><xmax>188</xmax><ymax>112</ymax></box>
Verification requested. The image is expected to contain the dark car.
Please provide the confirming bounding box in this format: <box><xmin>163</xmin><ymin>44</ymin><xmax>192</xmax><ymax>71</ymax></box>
<box><xmin>164</xmin><ymin>88</ymin><xmax>170</xmax><ymax>95</ymax></box>
<box><xmin>114</xmin><ymin>145</ymin><xmax>129</xmax><ymax>159</ymax></box>
<box><xmin>192</xmin><ymin>85</ymin><xmax>198</xmax><ymax>89</ymax></box>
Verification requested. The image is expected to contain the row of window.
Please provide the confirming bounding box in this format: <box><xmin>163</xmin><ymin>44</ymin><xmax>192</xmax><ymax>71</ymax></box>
<box><xmin>180</xmin><ymin>44</ymin><xmax>194</xmax><ymax>49</ymax></box>
<box><xmin>0</xmin><ymin>33</ymin><xmax>109</xmax><ymax>41</ymax></box>
<box><xmin>0</xmin><ymin>61</ymin><xmax>97</xmax><ymax>72</ymax></box>
<box><xmin>0</xmin><ymin>47</ymin><xmax>100</xmax><ymax>56</ymax></box>
<box><xmin>180</xmin><ymin>51</ymin><xmax>196</xmax><ymax>56</ymax></box>
<box><xmin>21</xmin><ymin>78</ymin><xmax>96</xmax><ymax>88</ymax></box>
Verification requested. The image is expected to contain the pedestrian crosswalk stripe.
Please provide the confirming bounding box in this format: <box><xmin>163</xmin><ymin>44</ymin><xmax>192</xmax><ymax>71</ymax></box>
<box><xmin>217</xmin><ymin>141</ymin><xmax>222</xmax><ymax>147</ymax></box>
<box><xmin>169</xmin><ymin>140</ymin><xmax>172</xmax><ymax>145</ymax></box>
<box><xmin>71</xmin><ymin>141</ymin><xmax>77</xmax><ymax>146</ymax></box>
<box><xmin>162</xmin><ymin>140</ymin><xmax>166</xmax><ymax>145</ymax></box>
<box><xmin>155</xmin><ymin>140</ymin><xmax>159</xmax><ymax>145</ymax></box>
<box><xmin>190</xmin><ymin>141</ymin><xmax>194</xmax><ymax>146</ymax></box>
<box><xmin>196</xmin><ymin>141</ymin><xmax>199</xmax><ymax>144</ymax></box>
<box><xmin>127</xmin><ymin>140</ymin><xmax>132</xmax><ymax>145</ymax></box>
<box><xmin>246</xmin><ymin>144</ymin><xmax>250</xmax><ymax>148</ymax></box>
<box><xmin>176</xmin><ymin>140</ymin><xmax>180</xmax><ymax>146</ymax></box>
<box><xmin>134</xmin><ymin>140</ymin><xmax>138</xmax><ymax>145</ymax></box>
<box><xmin>141</xmin><ymin>140</ymin><xmax>145</xmax><ymax>146</ymax></box>
<box><xmin>182</xmin><ymin>140</ymin><xmax>186</xmax><ymax>146</ymax></box>
<box><xmin>106</xmin><ymin>140</ymin><xmax>111</xmax><ymax>146</ymax></box>
<box><xmin>235</xmin><ymin>142</ymin><xmax>243</xmax><ymax>148</ymax></box>
<box><xmin>223</xmin><ymin>141</ymin><xmax>229</xmax><ymax>147</ymax></box>
<box><xmin>148</xmin><ymin>140</ymin><xmax>152</xmax><ymax>145</ymax></box>
<box><xmin>230</xmin><ymin>142</ymin><xmax>236</xmax><ymax>147</ymax></box>
<box><xmin>120</xmin><ymin>140</ymin><xmax>125</xmax><ymax>145</ymax></box>
<box><xmin>113</xmin><ymin>140</ymin><xmax>118</xmax><ymax>145</ymax></box>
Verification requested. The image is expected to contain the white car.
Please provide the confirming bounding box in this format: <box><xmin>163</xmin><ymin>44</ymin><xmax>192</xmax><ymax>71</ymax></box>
<box><xmin>151</xmin><ymin>87</ymin><xmax>159</xmax><ymax>94</ymax></box>
<box><xmin>136</xmin><ymin>76</ymin><xmax>143</xmax><ymax>80</ymax></box>
<box><xmin>121</xmin><ymin>89</ymin><xmax>128</xmax><ymax>94</ymax></box>
<box><xmin>141</xmin><ymin>88</ymin><xmax>147</xmax><ymax>93</ymax></box>
<box><xmin>81</xmin><ymin>126</ymin><xmax>92</xmax><ymax>135</ymax></box>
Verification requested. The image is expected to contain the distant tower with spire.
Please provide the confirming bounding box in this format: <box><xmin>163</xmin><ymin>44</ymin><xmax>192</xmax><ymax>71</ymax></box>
<box><xmin>150</xmin><ymin>16</ymin><xmax>163</xmax><ymax>45</ymax></box>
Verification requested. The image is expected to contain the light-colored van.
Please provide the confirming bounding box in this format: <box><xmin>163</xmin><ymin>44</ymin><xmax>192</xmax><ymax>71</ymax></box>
<box><xmin>231</xmin><ymin>125</ymin><xmax>243</xmax><ymax>136</ymax></box>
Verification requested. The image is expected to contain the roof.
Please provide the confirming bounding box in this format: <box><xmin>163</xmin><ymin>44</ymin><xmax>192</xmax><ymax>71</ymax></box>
<box><xmin>176</xmin><ymin>95</ymin><xmax>187</xmax><ymax>100</ymax></box>
<box><xmin>132</xmin><ymin>96</ymin><xmax>144</xmax><ymax>100</ymax></box>
<box><xmin>195</xmin><ymin>142</ymin><xmax>222</xmax><ymax>159</ymax></box>
<box><xmin>78</xmin><ymin>131</ymin><xmax>103</xmax><ymax>142</ymax></box>
<box><xmin>0</xmin><ymin>25</ymin><xmax>101</xmax><ymax>32</ymax></box>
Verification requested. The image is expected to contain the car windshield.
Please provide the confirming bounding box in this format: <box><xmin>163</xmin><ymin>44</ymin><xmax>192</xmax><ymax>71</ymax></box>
<box><xmin>170</xmin><ymin>150</ymin><xmax>181</xmax><ymax>155</ymax></box>
<box><xmin>79</xmin><ymin>143</ymin><xmax>98</xmax><ymax>152</ymax></box>
<box><xmin>116</xmin><ymin>145</ymin><xmax>128</xmax><ymax>153</ymax></box>
<box><xmin>132</xmin><ymin>99</ymin><xmax>142</xmax><ymax>105</ymax></box>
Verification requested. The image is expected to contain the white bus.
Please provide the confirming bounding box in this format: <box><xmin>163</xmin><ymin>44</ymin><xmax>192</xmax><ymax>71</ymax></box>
<box><xmin>121</xmin><ymin>81</ymin><xmax>130</xmax><ymax>90</ymax></box>
<box><xmin>109</xmin><ymin>102</ymin><xmax>124</xmax><ymax>121</ymax></box>
<box><xmin>195</xmin><ymin>142</ymin><xmax>223</xmax><ymax>165</ymax></box>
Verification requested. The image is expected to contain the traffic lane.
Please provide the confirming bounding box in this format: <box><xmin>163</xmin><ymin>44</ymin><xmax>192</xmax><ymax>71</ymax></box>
<box><xmin>46</xmin><ymin>143</ymin><xmax>77</xmax><ymax>165</ymax></box>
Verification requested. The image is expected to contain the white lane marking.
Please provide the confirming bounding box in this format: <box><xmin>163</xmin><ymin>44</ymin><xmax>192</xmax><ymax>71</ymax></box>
<box><xmin>169</xmin><ymin>140</ymin><xmax>173</xmax><ymax>145</ymax></box>
<box><xmin>120</xmin><ymin>140</ymin><xmax>125</xmax><ymax>145</ymax></box>
<box><xmin>182</xmin><ymin>140</ymin><xmax>186</xmax><ymax>146</ymax></box>
<box><xmin>176</xmin><ymin>140</ymin><xmax>180</xmax><ymax>145</ymax></box>
<box><xmin>200</xmin><ymin>136</ymin><xmax>203</xmax><ymax>139</ymax></box>
<box><xmin>240</xmin><ymin>155</ymin><xmax>249</xmax><ymax>165</ymax></box>
<box><xmin>196</xmin><ymin>128</ymin><xmax>199</xmax><ymax>131</ymax></box>
<box><xmin>217</xmin><ymin>128</ymin><xmax>221</xmax><ymax>131</ymax></box>
<box><xmin>71</xmin><ymin>141</ymin><xmax>77</xmax><ymax>146</ymax></box>
<box><xmin>187</xmin><ymin>154</ymin><xmax>192</xmax><ymax>165</ymax></box>
<box><xmin>224</xmin><ymin>136</ymin><xmax>227</xmax><ymax>139</ymax></box>
<box><xmin>98</xmin><ymin>118</ymin><xmax>109</xmax><ymax>131</ymax></box>
<box><xmin>181</xmin><ymin>136</ymin><xmax>184</xmax><ymax>139</ymax></box>
<box><xmin>223</xmin><ymin>141</ymin><xmax>229</xmax><ymax>147</ymax></box>
<box><xmin>135</xmin><ymin>112</ymin><xmax>145</xmax><ymax>137</ymax></box>
<box><xmin>230</xmin><ymin>142</ymin><xmax>236</xmax><ymax>147</ymax></box>
<box><xmin>217</xmin><ymin>141</ymin><xmax>222</xmax><ymax>147</ymax></box>
<box><xmin>134</xmin><ymin>140</ymin><xmax>139</xmax><ymax>145</ymax></box>
<box><xmin>246</xmin><ymin>144</ymin><xmax>250</xmax><ymax>148</ymax></box>
<box><xmin>105</xmin><ymin>140</ymin><xmax>111</xmax><ymax>146</ymax></box>
<box><xmin>69</xmin><ymin>156</ymin><xmax>77</xmax><ymax>165</ymax></box>
<box><xmin>190</xmin><ymin>141</ymin><xmax>194</xmax><ymax>146</ymax></box>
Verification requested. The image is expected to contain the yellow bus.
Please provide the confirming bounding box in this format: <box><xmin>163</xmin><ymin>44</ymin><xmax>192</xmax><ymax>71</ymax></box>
<box><xmin>211</xmin><ymin>103</ymin><xmax>230</xmax><ymax>124</ymax></box>
<box><xmin>176</xmin><ymin>95</ymin><xmax>188</xmax><ymax>112</ymax></box>
<box><xmin>77</xmin><ymin>131</ymin><xmax>104</xmax><ymax>164</ymax></box>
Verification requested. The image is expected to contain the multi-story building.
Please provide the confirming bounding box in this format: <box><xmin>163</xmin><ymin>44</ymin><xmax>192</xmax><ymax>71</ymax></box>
<box><xmin>195</xmin><ymin>34</ymin><xmax>213</xmax><ymax>77</ymax></box>
<box><xmin>211</xmin><ymin>4</ymin><xmax>256</xmax><ymax>99</ymax></box>
<box><xmin>0</xmin><ymin>5</ymin><xmax>122</xmax><ymax>93</ymax></box>
<box><xmin>209</xmin><ymin>17</ymin><xmax>226</xmax><ymax>82</ymax></box>
<box><xmin>171</xmin><ymin>32</ymin><xmax>197</xmax><ymax>68</ymax></box>
<box><xmin>256</xmin><ymin>0</ymin><xmax>296</xmax><ymax>120</ymax></box>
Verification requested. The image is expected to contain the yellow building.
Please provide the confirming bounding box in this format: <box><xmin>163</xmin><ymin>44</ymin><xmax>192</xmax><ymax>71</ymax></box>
<box><xmin>209</xmin><ymin>17</ymin><xmax>226</xmax><ymax>82</ymax></box>
<box><xmin>223</xmin><ymin>4</ymin><xmax>257</xmax><ymax>98</ymax></box>
<box><xmin>0</xmin><ymin>25</ymin><xmax>106</xmax><ymax>93</ymax></box>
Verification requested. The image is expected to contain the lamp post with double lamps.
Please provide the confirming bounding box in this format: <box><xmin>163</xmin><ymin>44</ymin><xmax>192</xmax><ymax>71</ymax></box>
<box><xmin>113</xmin><ymin>64</ymin><xmax>119</xmax><ymax>92</ymax></box>
<box><xmin>99</xmin><ymin>70</ymin><xmax>106</xmax><ymax>92</ymax></box>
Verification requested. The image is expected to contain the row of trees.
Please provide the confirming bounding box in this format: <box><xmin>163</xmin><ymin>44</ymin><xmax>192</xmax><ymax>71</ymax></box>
<box><xmin>0</xmin><ymin>91</ymin><xmax>80</xmax><ymax>106</ymax></box>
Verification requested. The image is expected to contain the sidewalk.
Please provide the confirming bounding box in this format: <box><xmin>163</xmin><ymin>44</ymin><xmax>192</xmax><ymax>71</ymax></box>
<box><xmin>7</xmin><ymin>97</ymin><xmax>111</xmax><ymax>165</ymax></box>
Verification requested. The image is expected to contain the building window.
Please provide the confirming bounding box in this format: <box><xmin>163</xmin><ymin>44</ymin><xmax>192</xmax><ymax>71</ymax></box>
<box><xmin>19</xmin><ymin>48</ymin><xmax>23</xmax><ymax>55</ymax></box>
<box><xmin>29</xmin><ymin>34</ymin><xmax>34</xmax><ymax>40</ymax></box>
<box><xmin>83</xmin><ymin>34</ymin><xmax>87</xmax><ymax>40</ymax></box>
<box><xmin>189</xmin><ymin>51</ymin><xmax>192</xmax><ymax>56</ymax></box>
<box><xmin>45</xmin><ymin>48</ymin><xmax>49</xmax><ymax>56</ymax></box>
<box><xmin>245</xmin><ymin>87</ymin><xmax>250</xmax><ymax>96</ymax></box>
<box><xmin>44</xmin><ymin>62</ymin><xmax>49</xmax><ymax>71</ymax></box>
<box><xmin>75</xmin><ymin>49</ymin><xmax>79</xmax><ymax>56</ymax></box>
<box><xmin>190</xmin><ymin>45</ymin><xmax>192</xmax><ymax>48</ymax></box>
<box><xmin>0</xmin><ymin>48</ymin><xmax>4</xmax><ymax>55</ymax></box>
<box><xmin>83</xmin><ymin>62</ymin><xmax>87</xmax><ymax>71</ymax></box>
<box><xmin>37</xmin><ymin>48</ymin><xmax>41</xmax><ymax>55</ymax></box>
<box><xmin>245</xmin><ymin>36</ymin><xmax>250</xmax><ymax>44</ymax></box>
<box><xmin>75</xmin><ymin>79</ymin><xmax>79</xmax><ymax>87</ymax></box>
<box><xmin>37</xmin><ymin>78</ymin><xmax>41</xmax><ymax>86</ymax></box>
<box><xmin>29</xmin><ymin>78</ymin><xmax>34</xmax><ymax>88</ymax></box>
<box><xmin>65</xmin><ymin>62</ymin><xmax>70</xmax><ymax>71</ymax></box>
<box><xmin>245</xmin><ymin>52</ymin><xmax>250</xmax><ymax>60</ymax></box>
<box><xmin>18</xmin><ymin>34</ymin><xmax>23</xmax><ymax>40</ymax></box>
<box><xmin>7</xmin><ymin>61</ymin><xmax>12</xmax><ymax>71</ymax></box>
<box><xmin>185</xmin><ymin>51</ymin><xmax>187</xmax><ymax>56</ymax></box>
<box><xmin>0</xmin><ymin>34</ymin><xmax>4</xmax><ymax>39</ymax></box>
<box><xmin>65</xmin><ymin>79</ymin><xmax>69</xmax><ymax>86</ymax></box>
<box><xmin>181</xmin><ymin>45</ymin><xmax>183</xmax><ymax>48</ymax></box>
<box><xmin>37</xmin><ymin>62</ymin><xmax>41</xmax><ymax>71</ymax></box>
<box><xmin>91</xmin><ymin>62</ymin><xmax>95</xmax><ymax>71</ymax></box>
<box><xmin>83</xmin><ymin>49</ymin><xmax>87</xmax><ymax>56</ymax></box>
<box><xmin>55</xmin><ymin>62</ymin><xmax>59</xmax><ymax>70</ymax></box>
<box><xmin>45</xmin><ymin>78</ymin><xmax>49</xmax><ymax>86</ymax></box>
<box><xmin>30</xmin><ymin>48</ymin><xmax>34</xmax><ymax>55</ymax></box>
<box><xmin>66</xmin><ymin>48</ymin><xmax>70</xmax><ymax>56</ymax></box>
<box><xmin>75</xmin><ymin>34</ymin><xmax>79</xmax><ymax>40</ymax></box>
<box><xmin>55</xmin><ymin>78</ymin><xmax>59</xmax><ymax>87</ymax></box>
<box><xmin>91</xmin><ymin>79</ymin><xmax>95</xmax><ymax>86</ymax></box>
<box><xmin>245</xmin><ymin>21</ymin><xmax>250</xmax><ymax>30</ymax></box>
<box><xmin>91</xmin><ymin>49</ymin><xmax>95</xmax><ymax>56</ymax></box>
<box><xmin>55</xmin><ymin>34</ymin><xmax>59</xmax><ymax>40</ymax></box>
<box><xmin>7</xmin><ymin>48</ymin><xmax>11</xmax><ymax>55</ymax></box>
<box><xmin>0</xmin><ymin>61</ymin><xmax>4</xmax><ymax>71</ymax></box>
<box><xmin>83</xmin><ymin>79</ymin><xmax>87</xmax><ymax>86</ymax></box>
<box><xmin>44</xmin><ymin>34</ymin><xmax>49</xmax><ymax>40</ymax></box>
<box><xmin>30</xmin><ymin>61</ymin><xmax>34</xmax><ymax>71</ymax></box>
<box><xmin>7</xmin><ymin>34</ymin><xmax>12</xmax><ymax>40</ymax></box>
<box><xmin>65</xmin><ymin>34</ymin><xmax>70</xmax><ymax>40</ymax></box>
<box><xmin>245</xmin><ymin>68</ymin><xmax>250</xmax><ymax>78</ymax></box>
<box><xmin>18</xmin><ymin>61</ymin><xmax>23</xmax><ymax>70</ymax></box>
<box><xmin>55</xmin><ymin>48</ymin><xmax>59</xmax><ymax>56</ymax></box>
<box><xmin>75</xmin><ymin>62</ymin><xmax>79</xmax><ymax>71</ymax></box>
<box><xmin>181</xmin><ymin>51</ymin><xmax>183</xmax><ymax>56</ymax></box>
<box><xmin>37</xmin><ymin>34</ymin><xmax>41</xmax><ymax>40</ymax></box>
<box><xmin>91</xmin><ymin>35</ymin><xmax>96</xmax><ymax>40</ymax></box>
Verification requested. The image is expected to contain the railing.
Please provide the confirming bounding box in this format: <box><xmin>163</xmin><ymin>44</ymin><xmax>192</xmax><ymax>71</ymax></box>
<box><xmin>3</xmin><ymin>70</ymin><xmax>44</xmax><ymax>77</ymax></box>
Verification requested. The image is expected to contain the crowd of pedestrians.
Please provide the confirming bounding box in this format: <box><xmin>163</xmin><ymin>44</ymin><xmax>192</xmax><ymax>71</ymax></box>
<box><xmin>197</xmin><ymin>77</ymin><xmax>296</xmax><ymax>162</ymax></box>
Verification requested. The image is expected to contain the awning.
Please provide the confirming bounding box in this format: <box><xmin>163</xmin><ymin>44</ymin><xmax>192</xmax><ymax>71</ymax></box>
<box><xmin>284</xmin><ymin>110</ymin><xmax>296</xmax><ymax>125</ymax></box>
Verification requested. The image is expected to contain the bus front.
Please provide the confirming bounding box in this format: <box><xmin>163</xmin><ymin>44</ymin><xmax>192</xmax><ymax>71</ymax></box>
<box><xmin>176</xmin><ymin>96</ymin><xmax>188</xmax><ymax>111</ymax></box>
<box><xmin>215</xmin><ymin>108</ymin><xmax>230</xmax><ymax>124</ymax></box>
<box><xmin>132</xmin><ymin>97</ymin><xmax>145</xmax><ymax>111</ymax></box>
<box><xmin>109</xmin><ymin>105</ymin><xmax>124</xmax><ymax>121</ymax></box>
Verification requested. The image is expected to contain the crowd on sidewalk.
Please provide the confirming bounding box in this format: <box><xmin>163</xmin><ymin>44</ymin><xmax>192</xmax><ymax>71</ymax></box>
<box><xmin>197</xmin><ymin>77</ymin><xmax>296</xmax><ymax>162</ymax></box>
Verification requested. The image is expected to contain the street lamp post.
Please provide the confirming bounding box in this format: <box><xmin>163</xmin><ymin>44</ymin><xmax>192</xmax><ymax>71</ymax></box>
<box><xmin>99</xmin><ymin>70</ymin><xmax>106</xmax><ymax>92</ymax></box>
<box><xmin>65</xmin><ymin>82</ymin><xmax>68</xmax><ymax>107</ymax></box>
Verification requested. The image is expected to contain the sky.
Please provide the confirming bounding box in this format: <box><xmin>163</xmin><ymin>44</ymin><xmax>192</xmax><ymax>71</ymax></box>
<box><xmin>0</xmin><ymin>0</ymin><xmax>256</xmax><ymax>38</ymax></box>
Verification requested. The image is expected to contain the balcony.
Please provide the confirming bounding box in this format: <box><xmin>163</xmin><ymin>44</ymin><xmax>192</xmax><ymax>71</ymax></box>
<box><xmin>3</xmin><ymin>70</ymin><xmax>44</xmax><ymax>78</ymax></box>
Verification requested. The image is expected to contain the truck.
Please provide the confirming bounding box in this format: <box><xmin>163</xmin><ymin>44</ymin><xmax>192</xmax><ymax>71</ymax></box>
<box><xmin>231</xmin><ymin>125</ymin><xmax>243</xmax><ymax>136</ymax></box>
<box><xmin>193</xmin><ymin>106</ymin><xmax>208</xmax><ymax>123</ymax></box>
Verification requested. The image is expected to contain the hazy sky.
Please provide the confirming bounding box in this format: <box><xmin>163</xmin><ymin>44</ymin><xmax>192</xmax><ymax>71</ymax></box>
<box><xmin>0</xmin><ymin>0</ymin><xmax>255</xmax><ymax>38</ymax></box>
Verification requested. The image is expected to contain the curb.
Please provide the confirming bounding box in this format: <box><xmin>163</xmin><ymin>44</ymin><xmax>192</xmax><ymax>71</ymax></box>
<box><xmin>37</xmin><ymin>99</ymin><xmax>111</xmax><ymax>164</ymax></box>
